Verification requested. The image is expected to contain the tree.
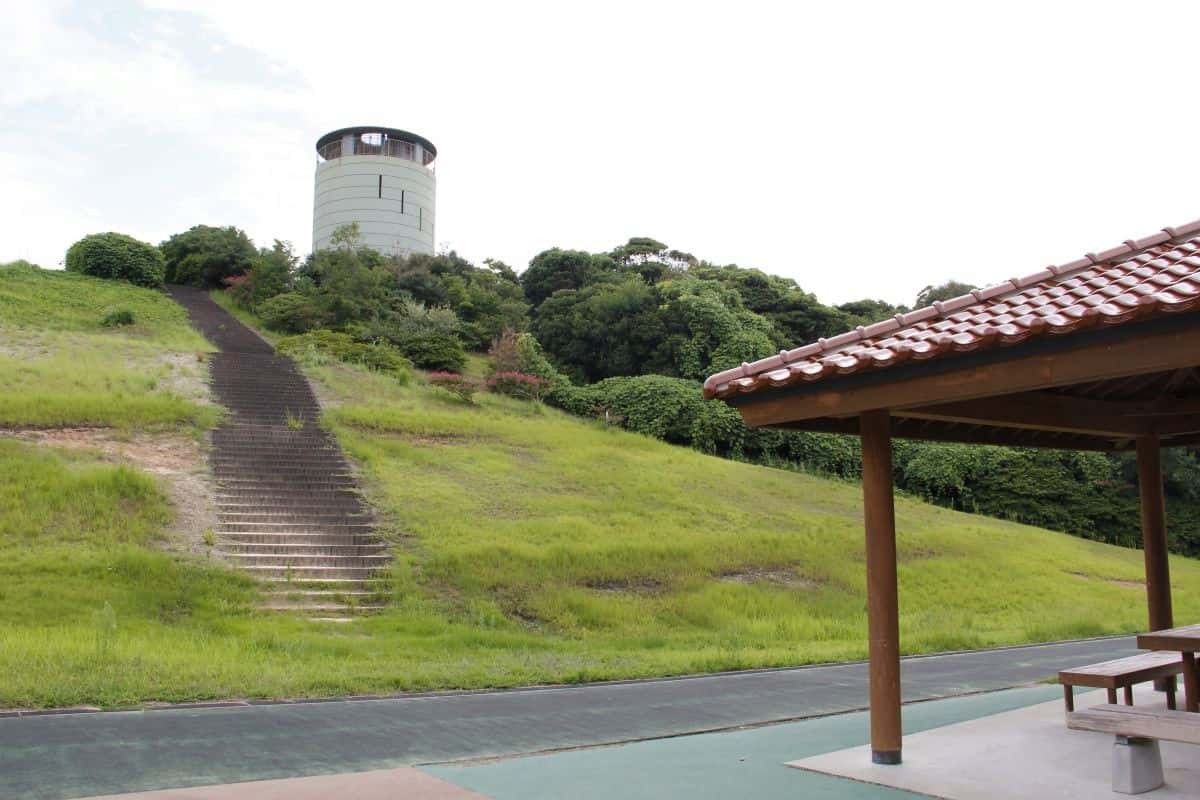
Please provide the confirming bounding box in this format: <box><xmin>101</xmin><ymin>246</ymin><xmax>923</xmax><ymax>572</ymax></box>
<box><xmin>915</xmin><ymin>280</ymin><xmax>978</xmax><ymax>308</ymax></box>
<box><xmin>390</xmin><ymin>252</ymin><xmax>529</xmax><ymax>350</ymax></box>
<box><xmin>160</xmin><ymin>225</ymin><xmax>256</xmax><ymax>287</ymax></box>
<box><xmin>521</xmin><ymin>248</ymin><xmax>617</xmax><ymax>307</ymax></box>
<box><xmin>330</xmin><ymin>222</ymin><xmax>362</xmax><ymax>250</ymax></box>
<box><xmin>241</xmin><ymin>240</ymin><xmax>296</xmax><ymax>307</ymax></box>
<box><xmin>691</xmin><ymin>264</ymin><xmax>853</xmax><ymax>345</ymax></box>
<box><xmin>653</xmin><ymin>278</ymin><xmax>777</xmax><ymax>380</ymax></box>
<box><xmin>531</xmin><ymin>278</ymin><xmax>663</xmax><ymax>382</ymax></box>
<box><xmin>64</xmin><ymin>232</ymin><xmax>165</xmax><ymax>288</ymax></box>
<box><xmin>838</xmin><ymin>298</ymin><xmax>908</xmax><ymax>328</ymax></box>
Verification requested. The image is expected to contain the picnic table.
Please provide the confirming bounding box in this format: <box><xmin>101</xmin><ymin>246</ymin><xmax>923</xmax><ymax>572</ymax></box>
<box><xmin>1137</xmin><ymin>624</ymin><xmax>1200</xmax><ymax>713</ymax></box>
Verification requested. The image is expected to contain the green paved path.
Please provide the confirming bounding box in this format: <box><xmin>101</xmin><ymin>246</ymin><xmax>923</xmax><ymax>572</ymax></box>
<box><xmin>0</xmin><ymin>637</ymin><xmax>1135</xmax><ymax>799</ymax></box>
<box><xmin>425</xmin><ymin>686</ymin><xmax>1063</xmax><ymax>799</ymax></box>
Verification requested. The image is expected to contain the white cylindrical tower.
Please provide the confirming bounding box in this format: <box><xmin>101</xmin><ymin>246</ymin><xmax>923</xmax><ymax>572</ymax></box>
<box><xmin>312</xmin><ymin>126</ymin><xmax>437</xmax><ymax>256</ymax></box>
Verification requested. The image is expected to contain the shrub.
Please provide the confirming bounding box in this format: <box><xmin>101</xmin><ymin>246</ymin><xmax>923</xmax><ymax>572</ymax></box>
<box><xmin>64</xmin><ymin>233</ymin><xmax>165</xmax><ymax>288</ymax></box>
<box><xmin>160</xmin><ymin>225</ymin><xmax>256</xmax><ymax>288</ymax></box>
<box><xmin>427</xmin><ymin>372</ymin><xmax>480</xmax><ymax>402</ymax></box>
<box><xmin>100</xmin><ymin>309</ymin><xmax>135</xmax><ymax>328</ymax></box>
<box><xmin>258</xmin><ymin>292</ymin><xmax>325</xmax><ymax>333</ymax></box>
<box><xmin>245</xmin><ymin>240</ymin><xmax>296</xmax><ymax>307</ymax></box>
<box><xmin>488</xmin><ymin>328</ymin><xmax>522</xmax><ymax>374</ymax></box>
<box><xmin>276</xmin><ymin>330</ymin><xmax>411</xmax><ymax>380</ymax></box>
<box><xmin>397</xmin><ymin>331</ymin><xmax>467</xmax><ymax>372</ymax></box>
<box><xmin>515</xmin><ymin>333</ymin><xmax>569</xmax><ymax>386</ymax></box>
<box><xmin>487</xmin><ymin>372</ymin><xmax>548</xmax><ymax>401</ymax></box>
<box><xmin>349</xmin><ymin>300</ymin><xmax>468</xmax><ymax>372</ymax></box>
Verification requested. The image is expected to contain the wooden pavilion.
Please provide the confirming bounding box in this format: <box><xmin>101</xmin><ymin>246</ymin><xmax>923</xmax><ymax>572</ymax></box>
<box><xmin>704</xmin><ymin>219</ymin><xmax>1200</xmax><ymax>764</ymax></box>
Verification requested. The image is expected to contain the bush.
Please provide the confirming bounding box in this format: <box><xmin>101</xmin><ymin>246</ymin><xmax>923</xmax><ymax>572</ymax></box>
<box><xmin>397</xmin><ymin>331</ymin><xmax>467</xmax><ymax>371</ymax></box>
<box><xmin>514</xmin><ymin>333</ymin><xmax>569</xmax><ymax>386</ymax></box>
<box><xmin>487</xmin><ymin>372</ymin><xmax>548</xmax><ymax>401</ymax></box>
<box><xmin>488</xmin><ymin>328</ymin><xmax>522</xmax><ymax>374</ymax></box>
<box><xmin>160</xmin><ymin>225</ymin><xmax>256</xmax><ymax>288</ymax></box>
<box><xmin>276</xmin><ymin>330</ymin><xmax>411</xmax><ymax>380</ymax></box>
<box><xmin>427</xmin><ymin>372</ymin><xmax>480</xmax><ymax>402</ymax></box>
<box><xmin>64</xmin><ymin>233</ymin><xmax>165</xmax><ymax>288</ymax></box>
<box><xmin>258</xmin><ymin>292</ymin><xmax>326</xmax><ymax>334</ymax></box>
<box><xmin>100</xmin><ymin>309</ymin><xmax>135</xmax><ymax>328</ymax></box>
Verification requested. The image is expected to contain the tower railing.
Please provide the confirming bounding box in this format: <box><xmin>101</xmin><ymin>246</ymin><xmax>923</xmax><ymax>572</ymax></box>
<box><xmin>317</xmin><ymin>137</ymin><xmax>436</xmax><ymax>167</ymax></box>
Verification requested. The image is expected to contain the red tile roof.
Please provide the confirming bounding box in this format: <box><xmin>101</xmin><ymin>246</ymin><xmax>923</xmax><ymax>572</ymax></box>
<box><xmin>704</xmin><ymin>219</ymin><xmax>1200</xmax><ymax>400</ymax></box>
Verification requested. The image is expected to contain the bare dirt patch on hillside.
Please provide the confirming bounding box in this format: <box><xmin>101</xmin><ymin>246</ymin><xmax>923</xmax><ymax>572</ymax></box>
<box><xmin>0</xmin><ymin>428</ymin><xmax>220</xmax><ymax>558</ymax></box>
<box><xmin>1067</xmin><ymin>570</ymin><xmax>1144</xmax><ymax>589</ymax></box>
<box><xmin>156</xmin><ymin>351</ymin><xmax>213</xmax><ymax>409</ymax></box>
<box><xmin>718</xmin><ymin>567</ymin><xmax>818</xmax><ymax>589</ymax></box>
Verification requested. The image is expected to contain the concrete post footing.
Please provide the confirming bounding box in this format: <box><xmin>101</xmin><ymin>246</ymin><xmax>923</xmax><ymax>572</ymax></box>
<box><xmin>1112</xmin><ymin>736</ymin><xmax>1164</xmax><ymax>794</ymax></box>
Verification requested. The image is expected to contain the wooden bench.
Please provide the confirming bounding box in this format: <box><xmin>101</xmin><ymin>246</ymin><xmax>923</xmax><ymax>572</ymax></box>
<box><xmin>1059</xmin><ymin>652</ymin><xmax>1182</xmax><ymax>711</ymax></box>
<box><xmin>1068</xmin><ymin>704</ymin><xmax>1200</xmax><ymax>794</ymax></box>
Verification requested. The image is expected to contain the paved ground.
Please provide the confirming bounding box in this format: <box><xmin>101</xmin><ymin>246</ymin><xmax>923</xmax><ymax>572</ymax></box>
<box><xmin>428</xmin><ymin>686</ymin><xmax>1067</xmax><ymax>799</ymax></box>
<box><xmin>79</xmin><ymin>687</ymin><xmax>1073</xmax><ymax>800</ymax></box>
<box><xmin>0</xmin><ymin>637</ymin><xmax>1137</xmax><ymax>799</ymax></box>
<box><xmin>792</xmin><ymin>686</ymin><xmax>1200</xmax><ymax>800</ymax></box>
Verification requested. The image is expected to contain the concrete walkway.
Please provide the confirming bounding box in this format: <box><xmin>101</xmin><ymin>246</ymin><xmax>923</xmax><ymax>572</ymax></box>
<box><xmin>1</xmin><ymin>637</ymin><xmax>1137</xmax><ymax>799</ymax></box>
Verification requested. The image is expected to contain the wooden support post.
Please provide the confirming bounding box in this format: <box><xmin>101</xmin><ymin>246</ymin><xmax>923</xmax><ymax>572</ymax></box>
<box><xmin>1136</xmin><ymin>436</ymin><xmax>1174</xmax><ymax>633</ymax></box>
<box><xmin>860</xmin><ymin>409</ymin><xmax>902</xmax><ymax>765</ymax></box>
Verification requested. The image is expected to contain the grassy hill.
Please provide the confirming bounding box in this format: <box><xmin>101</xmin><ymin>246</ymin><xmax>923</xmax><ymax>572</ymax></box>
<box><xmin>1</xmin><ymin>262</ymin><xmax>1198</xmax><ymax>708</ymax></box>
<box><xmin>0</xmin><ymin>261</ymin><xmax>216</xmax><ymax>429</ymax></box>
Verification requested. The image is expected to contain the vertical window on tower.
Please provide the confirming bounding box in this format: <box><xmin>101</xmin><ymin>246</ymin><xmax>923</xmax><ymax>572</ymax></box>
<box><xmin>378</xmin><ymin>175</ymin><xmax>382</xmax><ymax>199</ymax></box>
<box><xmin>401</xmin><ymin>190</ymin><xmax>405</xmax><ymax>214</ymax></box>
<box><xmin>419</xmin><ymin>207</ymin><xmax>424</xmax><ymax>231</ymax></box>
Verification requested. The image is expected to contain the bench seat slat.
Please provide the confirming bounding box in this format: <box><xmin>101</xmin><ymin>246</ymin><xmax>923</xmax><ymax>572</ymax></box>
<box><xmin>1068</xmin><ymin>704</ymin><xmax>1200</xmax><ymax>745</ymax></box>
<box><xmin>1059</xmin><ymin>652</ymin><xmax>1182</xmax><ymax>687</ymax></box>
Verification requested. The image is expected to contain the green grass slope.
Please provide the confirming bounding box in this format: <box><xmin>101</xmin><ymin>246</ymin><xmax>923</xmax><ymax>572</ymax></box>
<box><xmin>0</xmin><ymin>275</ymin><xmax>1196</xmax><ymax>708</ymax></box>
<box><xmin>318</xmin><ymin>364</ymin><xmax>1200</xmax><ymax>669</ymax></box>
<box><xmin>0</xmin><ymin>262</ymin><xmax>216</xmax><ymax>429</ymax></box>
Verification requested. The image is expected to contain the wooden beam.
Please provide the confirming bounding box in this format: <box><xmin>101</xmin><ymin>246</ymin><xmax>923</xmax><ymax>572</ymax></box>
<box><xmin>1136</xmin><ymin>436</ymin><xmax>1174</xmax><ymax>634</ymax></box>
<box><xmin>895</xmin><ymin>396</ymin><xmax>1144</xmax><ymax>437</ymax></box>
<box><xmin>737</xmin><ymin>323</ymin><xmax>1200</xmax><ymax>427</ymax></box>
<box><xmin>860</xmin><ymin>409</ymin><xmax>902</xmax><ymax>765</ymax></box>
<box><xmin>894</xmin><ymin>397</ymin><xmax>1200</xmax><ymax>438</ymax></box>
<box><xmin>779</xmin><ymin>416</ymin><xmax>1121</xmax><ymax>451</ymax></box>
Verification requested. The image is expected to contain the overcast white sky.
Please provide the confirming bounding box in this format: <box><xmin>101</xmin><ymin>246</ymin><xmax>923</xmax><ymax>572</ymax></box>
<box><xmin>3</xmin><ymin>1</ymin><xmax>1199</xmax><ymax>306</ymax></box>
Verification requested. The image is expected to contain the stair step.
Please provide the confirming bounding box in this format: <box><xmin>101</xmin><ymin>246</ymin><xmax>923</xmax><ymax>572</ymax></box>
<box><xmin>259</xmin><ymin>576</ymin><xmax>383</xmax><ymax>585</ymax></box>
<box><xmin>266</xmin><ymin>589</ymin><xmax>382</xmax><ymax>598</ymax></box>
<box><xmin>224</xmin><ymin>553</ymin><xmax>389</xmax><ymax>564</ymax></box>
<box><xmin>211</xmin><ymin>470</ymin><xmax>352</xmax><ymax>474</ymax></box>
<box><xmin>213</xmin><ymin>478</ymin><xmax>358</xmax><ymax>487</ymax></box>
<box><xmin>215</xmin><ymin>501</ymin><xmax>364</xmax><ymax>512</ymax></box>
<box><xmin>261</xmin><ymin>606</ymin><xmax>384</xmax><ymax>614</ymax></box>
<box><xmin>217</xmin><ymin>516</ymin><xmax>372</xmax><ymax>528</ymax></box>
<box><xmin>219</xmin><ymin>527</ymin><xmax>375</xmax><ymax>537</ymax></box>
<box><xmin>223</xmin><ymin>544</ymin><xmax>387</xmax><ymax>556</ymax></box>
<box><xmin>219</xmin><ymin>532</ymin><xmax>378</xmax><ymax>544</ymax></box>
<box><xmin>215</xmin><ymin>490</ymin><xmax>361</xmax><ymax>500</ymax></box>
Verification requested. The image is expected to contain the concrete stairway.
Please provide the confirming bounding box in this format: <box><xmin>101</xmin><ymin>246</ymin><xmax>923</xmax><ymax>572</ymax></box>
<box><xmin>167</xmin><ymin>287</ymin><xmax>387</xmax><ymax>619</ymax></box>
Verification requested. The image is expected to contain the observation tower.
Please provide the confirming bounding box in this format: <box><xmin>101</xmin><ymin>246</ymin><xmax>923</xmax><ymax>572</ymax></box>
<box><xmin>312</xmin><ymin>126</ymin><xmax>437</xmax><ymax>256</ymax></box>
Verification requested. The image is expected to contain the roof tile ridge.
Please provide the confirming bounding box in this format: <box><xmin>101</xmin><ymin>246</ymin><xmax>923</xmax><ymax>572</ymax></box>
<box><xmin>702</xmin><ymin>216</ymin><xmax>1200</xmax><ymax>394</ymax></box>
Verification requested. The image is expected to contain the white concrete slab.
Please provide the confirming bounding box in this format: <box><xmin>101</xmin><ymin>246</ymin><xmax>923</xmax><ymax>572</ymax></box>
<box><xmin>788</xmin><ymin>688</ymin><xmax>1200</xmax><ymax>799</ymax></box>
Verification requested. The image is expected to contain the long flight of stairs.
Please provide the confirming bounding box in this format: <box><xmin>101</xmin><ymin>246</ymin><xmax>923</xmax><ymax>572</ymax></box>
<box><xmin>168</xmin><ymin>286</ymin><xmax>387</xmax><ymax>619</ymax></box>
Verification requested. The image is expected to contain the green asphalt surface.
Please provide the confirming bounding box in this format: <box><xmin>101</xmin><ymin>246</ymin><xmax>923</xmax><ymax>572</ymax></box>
<box><xmin>0</xmin><ymin>637</ymin><xmax>1136</xmax><ymax>799</ymax></box>
<box><xmin>425</xmin><ymin>686</ymin><xmax>1064</xmax><ymax>799</ymax></box>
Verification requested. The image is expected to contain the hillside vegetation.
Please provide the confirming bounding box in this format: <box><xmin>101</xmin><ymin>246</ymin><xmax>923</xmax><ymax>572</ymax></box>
<box><xmin>0</xmin><ymin>264</ymin><xmax>1197</xmax><ymax>709</ymax></box>
<box><xmin>0</xmin><ymin>262</ymin><xmax>216</xmax><ymax>429</ymax></box>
